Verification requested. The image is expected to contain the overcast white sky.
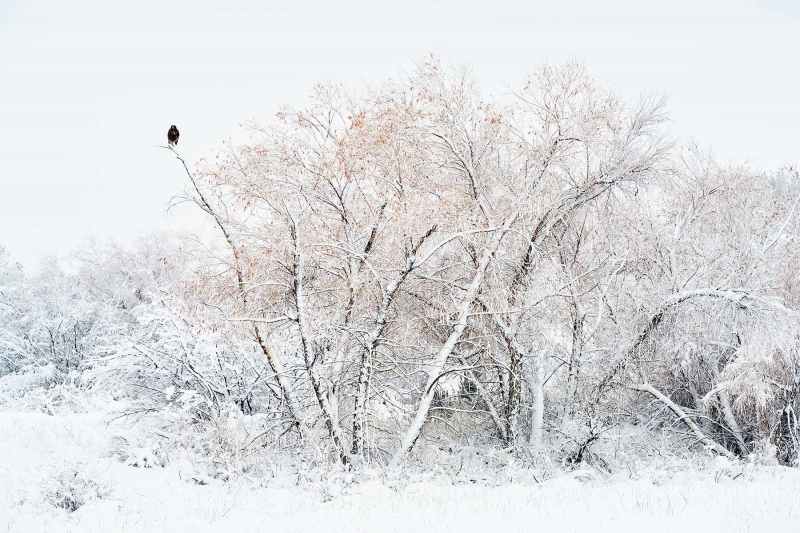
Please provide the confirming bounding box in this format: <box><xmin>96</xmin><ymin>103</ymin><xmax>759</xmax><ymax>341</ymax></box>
<box><xmin>1</xmin><ymin>0</ymin><xmax>798</xmax><ymax>268</ymax></box>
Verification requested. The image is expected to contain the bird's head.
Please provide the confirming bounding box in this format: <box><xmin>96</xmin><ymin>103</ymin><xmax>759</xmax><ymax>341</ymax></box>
<box><xmin>171</xmin><ymin>125</ymin><xmax>177</xmax><ymax>129</ymax></box>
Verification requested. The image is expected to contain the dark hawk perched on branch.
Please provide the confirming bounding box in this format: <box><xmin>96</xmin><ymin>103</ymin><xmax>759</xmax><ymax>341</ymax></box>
<box><xmin>167</xmin><ymin>125</ymin><xmax>180</xmax><ymax>146</ymax></box>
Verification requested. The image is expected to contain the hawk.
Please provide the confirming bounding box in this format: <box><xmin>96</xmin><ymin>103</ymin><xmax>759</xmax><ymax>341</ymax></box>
<box><xmin>167</xmin><ymin>125</ymin><xmax>180</xmax><ymax>146</ymax></box>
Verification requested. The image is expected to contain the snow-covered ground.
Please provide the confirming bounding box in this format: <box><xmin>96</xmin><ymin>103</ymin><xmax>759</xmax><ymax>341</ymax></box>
<box><xmin>1</xmin><ymin>409</ymin><xmax>799</xmax><ymax>533</ymax></box>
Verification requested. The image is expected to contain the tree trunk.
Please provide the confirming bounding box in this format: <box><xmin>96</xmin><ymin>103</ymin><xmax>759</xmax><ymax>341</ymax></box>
<box><xmin>292</xmin><ymin>229</ymin><xmax>350</xmax><ymax>464</ymax></box>
<box><xmin>460</xmin><ymin>355</ymin><xmax>507</xmax><ymax>442</ymax></box>
<box><xmin>172</xmin><ymin>147</ymin><xmax>311</xmax><ymax>436</ymax></box>
<box><xmin>351</xmin><ymin>228</ymin><xmax>435</xmax><ymax>457</ymax></box>
<box><xmin>505</xmin><ymin>342</ymin><xmax>522</xmax><ymax>444</ymax></box>
<box><xmin>389</xmin><ymin>215</ymin><xmax>517</xmax><ymax>468</ymax></box>
<box><xmin>773</xmin><ymin>377</ymin><xmax>799</xmax><ymax>466</ymax></box>
<box><xmin>631</xmin><ymin>382</ymin><xmax>737</xmax><ymax>460</ymax></box>
<box><xmin>528</xmin><ymin>353</ymin><xmax>545</xmax><ymax>447</ymax></box>
<box><xmin>707</xmin><ymin>357</ymin><xmax>748</xmax><ymax>456</ymax></box>
<box><xmin>254</xmin><ymin>327</ymin><xmax>311</xmax><ymax>441</ymax></box>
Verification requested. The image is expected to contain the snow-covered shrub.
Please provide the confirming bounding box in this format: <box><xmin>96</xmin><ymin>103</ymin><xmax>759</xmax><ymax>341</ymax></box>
<box><xmin>42</xmin><ymin>464</ymin><xmax>111</xmax><ymax>513</ymax></box>
<box><xmin>0</xmin><ymin>380</ymin><xmax>90</xmax><ymax>415</ymax></box>
<box><xmin>124</xmin><ymin>446</ymin><xmax>165</xmax><ymax>468</ymax></box>
<box><xmin>86</xmin><ymin>246</ymin><xmax>280</xmax><ymax>415</ymax></box>
<box><xmin>0</xmin><ymin>363</ymin><xmax>58</xmax><ymax>398</ymax></box>
<box><xmin>162</xmin><ymin>402</ymin><xmax>302</xmax><ymax>480</ymax></box>
<box><xmin>0</xmin><ymin>257</ymin><xmax>118</xmax><ymax>389</ymax></box>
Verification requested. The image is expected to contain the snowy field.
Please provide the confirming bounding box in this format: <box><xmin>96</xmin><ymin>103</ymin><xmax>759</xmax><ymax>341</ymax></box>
<box><xmin>1</xmin><ymin>409</ymin><xmax>799</xmax><ymax>533</ymax></box>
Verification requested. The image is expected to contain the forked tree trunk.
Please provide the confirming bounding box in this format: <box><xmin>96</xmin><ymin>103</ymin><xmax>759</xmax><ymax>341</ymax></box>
<box><xmin>351</xmin><ymin>228</ymin><xmax>436</xmax><ymax>457</ymax></box>
<box><xmin>389</xmin><ymin>215</ymin><xmax>517</xmax><ymax>468</ymax></box>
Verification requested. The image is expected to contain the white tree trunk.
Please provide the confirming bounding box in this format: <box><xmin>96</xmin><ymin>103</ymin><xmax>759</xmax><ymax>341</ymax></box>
<box><xmin>460</xmin><ymin>357</ymin><xmax>507</xmax><ymax>442</ymax></box>
<box><xmin>173</xmin><ymin>148</ymin><xmax>313</xmax><ymax>438</ymax></box>
<box><xmin>351</xmin><ymin>228</ymin><xmax>436</xmax><ymax>456</ymax></box>
<box><xmin>254</xmin><ymin>328</ymin><xmax>311</xmax><ymax>441</ymax></box>
<box><xmin>708</xmin><ymin>358</ymin><xmax>748</xmax><ymax>455</ymax></box>
<box><xmin>631</xmin><ymin>382</ymin><xmax>737</xmax><ymax>460</ymax></box>
<box><xmin>528</xmin><ymin>353</ymin><xmax>545</xmax><ymax>448</ymax></box>
<box><xmin>292</xmin><ymin>232</ymin><xmax>351</xmax><ymax>464</ymax></box>
<box><xmin>389</xmin><ymin>215</ymin><xmax>517</xmax><ymax>468</ymax></box>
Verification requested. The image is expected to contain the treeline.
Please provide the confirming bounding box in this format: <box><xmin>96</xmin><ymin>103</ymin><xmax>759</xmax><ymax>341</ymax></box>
<box><xmin>1</xmin><ymin>59</ymin><xmax>799</xmax><ymax>470</ymax></box>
